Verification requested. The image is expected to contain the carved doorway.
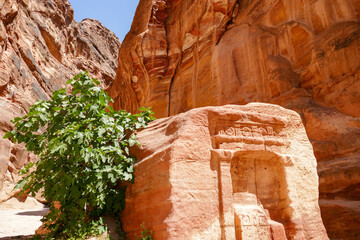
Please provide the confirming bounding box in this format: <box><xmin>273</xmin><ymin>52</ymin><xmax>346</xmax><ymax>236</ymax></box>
<box><xmin>230</xmin><ymin>151</ymin><xmax>291</xmax><ymax>238</ymax></box>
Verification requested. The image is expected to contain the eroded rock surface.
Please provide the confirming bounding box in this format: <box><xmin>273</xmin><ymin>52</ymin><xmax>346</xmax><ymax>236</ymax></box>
<box><xmin>123</xmin><ymin>104</ymin><xmax>328</xmax><ymax>240</ymax></box>
<box><xmin>0</xmin><ymin>0</ymin><xmax>120</xmax><ymax>202</ymax></box>
<box><xmin>109</xmin><ymin>1</ymin><xmax>360</xmax><ymax>238</ymax></box>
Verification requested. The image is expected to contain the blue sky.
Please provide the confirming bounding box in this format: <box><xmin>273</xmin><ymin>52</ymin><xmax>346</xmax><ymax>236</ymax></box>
<box><xmin>68</xmin><ymin>0</ymin><xmax>140</xmax><ymax>41</ymax></box>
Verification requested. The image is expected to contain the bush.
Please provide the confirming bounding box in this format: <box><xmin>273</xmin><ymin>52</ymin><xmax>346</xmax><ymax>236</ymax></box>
<box><xmin>135</xmin><ymin>223</ymin><xmax>153</xmax><ymax>240</ymax></box>
<box><xmin>4</xmin><ymin>72</ymin><xmax>154</xmax><ymax>239</ymax></box>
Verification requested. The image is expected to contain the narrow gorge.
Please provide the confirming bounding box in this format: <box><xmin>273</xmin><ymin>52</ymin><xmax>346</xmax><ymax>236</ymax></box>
<box><xmin>0</xmin><ymin>0</ymin><xmax>359</xmax><ymax>239</ymax></box>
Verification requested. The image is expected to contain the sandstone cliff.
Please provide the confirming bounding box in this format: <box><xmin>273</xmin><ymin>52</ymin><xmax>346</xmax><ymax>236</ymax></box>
<box><xmin>0</xmin><ymin>0</ymin><xmax>120</xmax><ymax>202</ymax></box>
<box><xmin>108</xmin><ymin>0</ymin><xmax>360</xmax><ymax>239</ymax></box>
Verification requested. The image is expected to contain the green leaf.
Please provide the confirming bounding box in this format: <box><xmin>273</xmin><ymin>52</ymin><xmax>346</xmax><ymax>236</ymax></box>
<box><xmin>92</xmin><ymin>78</ymin><xmax>100</xmax><ymax>85</ymax></box>
<box><xmin>107</xmin><ymin>106</ymin><xmax>114</xmax><ymax>113</ymax></box>
<box><xmin>15</xmin><ymin>178</ymin><xmax>28</xmax><ymax>189</ymax></box>
<box><xmin>123</xmin><ymin>172</ymin><xmax>133</xmax><ymax>181</ymax></box>
<box><xmin>129</xmin><ymin>134</ymin><xmax>137</xmax><ymax>147</ymax></box>
<box><xmin>97</xmin><ymin>127</ymin><xmax>106</xmax><ymax>137</ymax></box>
<box><xmin>99</xmin><ymin>95</ymin><xmax>106</xmax><ymax>105</ymax></box>
<box><xmin>124</xmin><ymin>147</ymin><xmax>129</xmax><ymax>155</ymax></box>
<box><xmin>127</xmin><ymin>165</ymin><xmax>134</xmax><ymax>173</ymax></box>
<box><xmin>66</xmin><ymin>79</ymin><xmax>74</xmax><ymax>84</ymax></box>
<box><xmin>3</xmin><ymin>130</ymin><xmax>15</xmax><ymax>139</ymax></box>
<box><xmin>79</xmin><ymin>199</ymin><xmax>86</xmax><ymax>208</ymax></box>
<box><xmin>90</xmin><ymin>104</ymin><xmax>99</xmax><ymax>112</ymax></box>
<box><xmin>108</xmin><ymin>173</ymin><xmax>117</xmax><ymax>183</ymax></box>
<box><xmin>90</xmin><ymin>86</ymin><xmax>101</xmax><ymax>93</ymax></box>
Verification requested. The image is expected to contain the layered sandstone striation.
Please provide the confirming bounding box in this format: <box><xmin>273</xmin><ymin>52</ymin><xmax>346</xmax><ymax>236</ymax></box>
<box><xmin>0</xmin><ymin>0</ymin><xmax>120</xmax><ymax>202</ymax></box>
<box><xmin>123</xmin><ymin>104</ymin><xmax>328</xmax><ymax>240</ymax></box>
<box><xmin>109</xmin><ymin>0</ymin><xmax>360</xmax><ymax>238</ymax></box>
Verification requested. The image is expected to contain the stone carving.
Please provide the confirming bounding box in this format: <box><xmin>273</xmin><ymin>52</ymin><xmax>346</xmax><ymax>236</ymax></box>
<box><xmin>212</xmin><ymin>118</ymin><xmax>290</xmax><ymax>152</ymax></box>
<box><xmin>239</xmin><ymin>214</ymin><xmax>268</xmax><ymax>226</ymax></box>
<box><xmin>121</xmin><ymin>104</ymin><xmax>328</xmax><ymax>240</ymax></box>
<box><xmin>217</xmin><ymin>125</ymin><xmax>276</xmax><ymax>138</ymax></box>
<box><xmin>240</xmin><ymin>214</ymin><xmax>251</xmax><ymax>226</ymax></box>
<box><xmin>233</xmin><ymin>193</ymin><xmax>273</xmax><ymax>240</ymax></box>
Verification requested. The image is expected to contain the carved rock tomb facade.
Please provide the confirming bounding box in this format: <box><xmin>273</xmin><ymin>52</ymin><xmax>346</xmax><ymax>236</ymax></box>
<box><xmin>122</xmin><ymin>104</ymin><xmax>328</xmax><ymax>240</ymax></box>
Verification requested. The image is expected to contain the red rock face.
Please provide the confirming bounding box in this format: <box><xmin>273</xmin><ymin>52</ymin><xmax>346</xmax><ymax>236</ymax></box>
<box><xmin>123</xmin><ymin>104</ymin><xmax>328</xmax><ymax>240</ymax></box>
<box><xmin>109</xmin><ymin>1</ymin><xmax>360</xmax><ymax>238</ymax></box>
<box><xmin>0</xmin><ymin>0</ymin><xmax>120</xmax><ymax>202</ymax></box>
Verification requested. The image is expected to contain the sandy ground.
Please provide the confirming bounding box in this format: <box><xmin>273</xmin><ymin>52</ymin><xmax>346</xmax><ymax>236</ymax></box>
<box><xmin>0</xmin><ymin>208</ymin><xmax>49</xmax><ymax>239</ymax></box>
<box><xmin>0</xmin><ymin>205</ymin><xmax>118</xmax><ymax>240</ymax></box>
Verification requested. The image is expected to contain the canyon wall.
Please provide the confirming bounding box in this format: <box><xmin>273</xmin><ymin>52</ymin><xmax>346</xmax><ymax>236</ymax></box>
<box><xmin>0</xmin><ymin>0</ymin><xmax>120</xmax><ymax>202</ymax></box>
<box><xmin>108</xmin><ymin>0</ymin><xmax>360</xmax><ymax>239</ymax></box>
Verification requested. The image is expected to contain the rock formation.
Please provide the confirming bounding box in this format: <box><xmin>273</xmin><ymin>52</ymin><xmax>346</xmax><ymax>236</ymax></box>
<box><xmin>0</xmin><ymin>0</ymin><xmax>120</xmax><ymax>202</ymax></box>
<box><xmin>109</xmin><ymin>0</ymin><xmax>359</xmax><ymax>238</ymax></box>
<box><xmin>123</xmin><ymin>104</ymin><xmax>328</xmax><ymax>240</ymax></box>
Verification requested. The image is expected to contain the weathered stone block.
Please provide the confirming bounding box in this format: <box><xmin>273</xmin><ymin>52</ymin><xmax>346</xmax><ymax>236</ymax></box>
<box><xmin>122</xmin><ymin>103</ymin><xmax>328</xmax><ymax>240</ymax></box>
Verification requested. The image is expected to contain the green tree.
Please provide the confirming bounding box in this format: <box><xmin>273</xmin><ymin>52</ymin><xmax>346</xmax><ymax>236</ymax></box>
<box><xmin>4</xmin><ymin>72</ymin><xmax>154</xmax><ymax>239</ymax></box>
